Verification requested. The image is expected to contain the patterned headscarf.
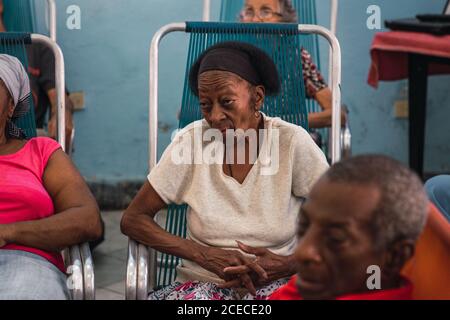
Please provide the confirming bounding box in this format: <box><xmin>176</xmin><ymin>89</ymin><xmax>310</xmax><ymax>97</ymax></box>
<box><xmin>0</xmin><ymin>54</ymin><xmax>31</xmax><ymax>139</ymax></box>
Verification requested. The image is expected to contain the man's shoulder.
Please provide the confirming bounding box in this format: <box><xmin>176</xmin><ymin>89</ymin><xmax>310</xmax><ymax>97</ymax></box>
<box><xmin>268</xmin><ymin>276</ymin><xmax>302</xmax><ymax>300</ymax></box>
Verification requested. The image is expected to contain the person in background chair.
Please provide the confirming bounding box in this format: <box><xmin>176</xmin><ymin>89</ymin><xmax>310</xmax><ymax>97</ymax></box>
<box><xmin>239</xmin><ymin>0</ymin><xmax>347</xmax><ymax>131</ymax></box>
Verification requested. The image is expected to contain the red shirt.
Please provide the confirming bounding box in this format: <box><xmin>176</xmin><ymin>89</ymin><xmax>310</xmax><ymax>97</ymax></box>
<box><xmin>0</xmin><ymin>137</ymin><xmax>65</xmax><ymax>272</ymax></box>
<box><xmin>269</xmin><ymin>275</ymin><xmax>413</xmax><ymax>300</ymax></box>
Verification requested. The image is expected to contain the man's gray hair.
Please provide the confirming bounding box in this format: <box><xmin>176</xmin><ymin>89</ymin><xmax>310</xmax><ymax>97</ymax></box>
<box><xmin>278</xmin><ymin>0</ymin><xmax>298</xmax><ymax>23</ymax></box>
<box><xmin>324</xmin><ymin>155</ymin><xmax>428</xmax><ymax>249</ymax></box>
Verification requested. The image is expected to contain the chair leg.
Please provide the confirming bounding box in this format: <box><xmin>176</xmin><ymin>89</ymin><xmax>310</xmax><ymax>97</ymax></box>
<box><xmin>66</xmin><ymin>245</ymin><xmax>84</xmax><ymax>300</ymax></box>
<box><xmin>137</xmin><ymin>243</ymin><xmax>150</xmax><ymax>300</ymax></box>
<box><xmin>126</xmin><ymin>239</ymin><xmax>138</xmax><ymax>300</ymax></box>
<box><xmin>80</xmin><ymin>242</ymin><xmax>95</xmax><ymax>300</ymax></box>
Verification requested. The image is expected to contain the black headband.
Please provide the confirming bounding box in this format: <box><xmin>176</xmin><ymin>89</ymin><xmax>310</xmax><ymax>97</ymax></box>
<box><xmin>198</xmin><ymin>47</ymin><xmax>262</xmax><ymax>86</ymax></box>
<box><xmin>189</xmin><ymin>41</ymin><xmax>280</xmax><ymax>97</ymax></box>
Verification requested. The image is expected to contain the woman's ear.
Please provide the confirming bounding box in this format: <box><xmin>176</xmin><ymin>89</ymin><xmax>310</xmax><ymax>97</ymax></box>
<box><xmin>7</xmin><ymin>99</ymin><xmax>14</xmax><ymax>119</ymax></box>
<box><xmin>254</xmin><ymin>85</ymin><xmax>265</xmax><ymax>111</ymax></box>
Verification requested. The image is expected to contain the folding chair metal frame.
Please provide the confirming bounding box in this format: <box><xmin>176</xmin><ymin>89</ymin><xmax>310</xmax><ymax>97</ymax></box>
<box><xmin>29</xmin><ymin>33</ymin><xmax>95</xmax><ymax>300</ymax></box>
<box><xmin>46</xmin><ymin>0</ymin><xmax>56</xmax><ymax>41</ymax></box>
<box><xmin>125</xmin><ymin>22</ymin><xmax>341</xmax><ymax>300</ymax></box>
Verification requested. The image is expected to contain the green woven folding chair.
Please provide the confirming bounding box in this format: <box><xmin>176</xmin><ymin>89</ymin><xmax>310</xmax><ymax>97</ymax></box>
<box><xmin>125</xmin><ymin>21</ymin><xmax>341</xmax><ymax>300</ymax></box>
<box><xmin>3</xmin><ymin>0</ymin><xmax>56</xmax><ymax>40</ymax></box>
<box><xmin>0</xmin><ymin>32</ymin><xmax>94</xmax><ymax>300</ymax></box>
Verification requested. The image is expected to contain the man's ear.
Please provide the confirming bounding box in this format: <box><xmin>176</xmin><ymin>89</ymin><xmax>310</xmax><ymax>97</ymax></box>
<box><xmin>254</xmin><ymin>85</ymin><xmax>265</xmax><ymax>111</ymax></box>
<box><xmin>383</xmin><ymin>239</ymin><xmax>416</xmax><ymax>276</ymax></box>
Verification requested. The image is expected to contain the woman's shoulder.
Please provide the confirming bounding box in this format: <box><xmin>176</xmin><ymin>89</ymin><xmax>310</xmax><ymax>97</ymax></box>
<box><xmin>269</xmin><ymin>117</ymin><xmax>310</xmax><ymax>140</ymax></box>
<box><xmin>27</xmin><ymin>137</ymin><xmax>62</xmax><ymax>159</ymax></box>
<box><xmin>172</xmin><ymin>119</ymin><xmax>209</xmax><ymax>140</ymax></box>
<box><xmin>28</xmin><ymin>136</ymin><xmax>61</xmax><ymax>149</ymax></box>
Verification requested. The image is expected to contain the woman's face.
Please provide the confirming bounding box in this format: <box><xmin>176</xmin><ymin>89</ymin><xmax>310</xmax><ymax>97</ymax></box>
<box><xmin>0</xmin><ymin>80</ymin><xmax>14</xmax><ymax>137</ymax></box>
<box><xmin>198</xmin><ymin>70</ymin><xmax>264</xmax><ymax>135</ymax></box>
<box><xmin>240</xmin><ymin>0</ymin><xmax>283</xmax><ymax>23</ymax></box>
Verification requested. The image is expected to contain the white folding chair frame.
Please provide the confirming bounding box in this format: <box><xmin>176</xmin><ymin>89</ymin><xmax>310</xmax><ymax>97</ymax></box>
<box><xmin>45</xmin><ymin>0</ymin><xmax>56</xmax><ymax>41</ymax></box>
<box><xmin>30</xmin><ymin>34</ymin><xmax>95</xmax><ymax>300</ymax></box>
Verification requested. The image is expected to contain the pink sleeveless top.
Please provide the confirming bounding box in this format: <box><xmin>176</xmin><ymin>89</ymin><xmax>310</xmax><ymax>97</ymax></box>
<box><xmin>0</xmin><ymin>137</ymin><xmax>65</xmax><ymax>272</ymax></box>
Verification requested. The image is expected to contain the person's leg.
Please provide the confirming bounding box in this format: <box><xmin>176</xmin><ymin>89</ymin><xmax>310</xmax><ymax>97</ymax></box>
<box><xmin>242</xmin><ymin>277</ymin><xmax>290</xmax><ymax>300</ymax></box>
<box><xmin>0</xmin><ymin>250</ymin><xmax>71</xmax><ymax>300</ymax></box>
<box><xmin>425</xmin><ymin>175</ymin><xmax>450</xmax><ymax>221</ymax></box>
<box><xmin>148</xmin><ymin>281</ymin><xmax>237</xmax><ymax>300</ymax></box>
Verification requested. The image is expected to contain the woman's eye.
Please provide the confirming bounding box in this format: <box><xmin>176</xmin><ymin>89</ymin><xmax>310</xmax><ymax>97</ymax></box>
<box><xmin>245</xmin><ymin>8</ymin><xmax>254</xmax><ymax>15</ymax></box>
<box><xmin>200</xmin><ymin>102</ymin><xmax>211</xmax><ymax>110</ymax></box>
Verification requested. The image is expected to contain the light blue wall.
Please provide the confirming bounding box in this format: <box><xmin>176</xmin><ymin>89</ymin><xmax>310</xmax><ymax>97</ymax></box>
<box><xmin>34</xmin><ymin>0</ymin><xmax>450</xmax><ymax>183</ymax></box>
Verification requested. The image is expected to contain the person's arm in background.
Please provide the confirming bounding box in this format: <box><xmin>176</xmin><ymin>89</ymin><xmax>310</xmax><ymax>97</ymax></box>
<box><xmin>47</xmin><ymin>88</ymin><xmax>74</xmax><ymax>151</ymax></box>
<box><xmin>35</xmin><ymin>43</ymin><xmax>74</xmax><ymax>151</ymax></box>
<box><xmin>0</xmin><ymin>148</ymin><xmax>103</xmax><ymax>251</ymax></box>
<box><xmin>300</xmin><ymin>49</ymin><xmax>346</xmax><ymax>129</ymax></box>
<box><xmin>308</xmin><ymin>87</ymin><xmax>346</xmax><ymax>129</ymax></box>
<box><xmin>0</xmin><ymin>0</ymin><xmax>6</xmax><ymax>32</ymax></box>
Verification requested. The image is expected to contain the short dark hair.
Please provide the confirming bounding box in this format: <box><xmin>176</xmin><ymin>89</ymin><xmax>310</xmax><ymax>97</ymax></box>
<box><xmin>278</xmin><ymin>0</ymin><xmax>298</xmax><ymax>23</ymax></box>
<box><xmin>323</xmin><ymin>155</ymin><xmax>428</xmax><ymax>249</ymax></box>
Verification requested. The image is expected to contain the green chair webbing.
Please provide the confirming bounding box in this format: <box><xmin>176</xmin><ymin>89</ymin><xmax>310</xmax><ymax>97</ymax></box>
<box><xmin>3</xmin><ymin>0</ymin><xmax>36</xmax><ymax>33</ymax></box>
<box><xmin>156</xmin><ymin>22</ymin><xmax>312</xmax><ymax>288</ymax></box>
<box><xmin>0</xmin><ymin>32</ymin><xmax>36</xmax><ymax>138</ymax></box>
<box><xmin>156</xmin><ymin>204</ymin><xmax>188</xmax><ymax>288</ymax></box>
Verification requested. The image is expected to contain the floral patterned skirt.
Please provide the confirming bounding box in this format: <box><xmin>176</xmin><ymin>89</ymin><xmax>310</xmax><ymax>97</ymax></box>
<box><xmin>148</xmin><ymin>278</ymin><xmax>289</xmax><ymax>300</ymax></box>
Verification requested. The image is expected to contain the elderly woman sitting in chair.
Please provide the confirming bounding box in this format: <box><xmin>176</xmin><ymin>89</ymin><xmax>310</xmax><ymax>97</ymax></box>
<box><xmin>121</xmin><ymin>42</ymin><xmax>329</xmax><ymax>300</ymax></box>
<box><xmin>0</xmin><ymin>55</ymin><xmax>102</xmax><ymax>300</ymax></box>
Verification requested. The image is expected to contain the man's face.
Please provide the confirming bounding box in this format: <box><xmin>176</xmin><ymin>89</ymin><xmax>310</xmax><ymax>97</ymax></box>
<box><xmin>294</xmin><ymin>178</ymin><xmax>385</xmax><ymax>299</ymax></box>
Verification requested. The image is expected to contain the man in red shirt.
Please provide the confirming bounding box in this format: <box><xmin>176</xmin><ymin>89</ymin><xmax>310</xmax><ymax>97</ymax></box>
<box><xmin>270</xmin><ymin>155</ymin><xmax>429</xmax><ymax>300</ymax></box>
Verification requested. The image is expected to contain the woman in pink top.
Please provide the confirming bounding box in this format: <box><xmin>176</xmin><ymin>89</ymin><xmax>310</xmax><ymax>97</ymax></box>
<box><xmin>0</xmin><ymin>54</ymin><xmax>102</xmax><ymax>300</ymax></box>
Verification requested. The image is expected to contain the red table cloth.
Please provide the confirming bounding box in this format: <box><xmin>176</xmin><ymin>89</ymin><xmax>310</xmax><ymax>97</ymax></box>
<box><xmin>368</xmin><ymin>31</ymin><xmax>450</xmax><ymax>88</ymax></box>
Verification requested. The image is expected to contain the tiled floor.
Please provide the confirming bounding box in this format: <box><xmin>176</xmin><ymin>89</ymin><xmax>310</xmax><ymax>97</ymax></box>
<box><xmin>93</xmin><ymin>211</ymin><xmax>127</xmax><ymax>300</ymax></box>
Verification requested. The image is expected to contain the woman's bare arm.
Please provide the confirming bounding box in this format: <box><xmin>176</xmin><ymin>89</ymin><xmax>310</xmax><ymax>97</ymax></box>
<box><xmin>120</xmin><ymin>181</ymin><xmax>205</xmax><ymax>262</ymax></box>
<box><xmin>120</xmin><ymin>181</ymin><xmax>266</xmax><ymax>293</ymax></box>
<box><xmin>2</xmin><ymin>149</ymin><xmax>102</xmax><ymax>252</ymax></box>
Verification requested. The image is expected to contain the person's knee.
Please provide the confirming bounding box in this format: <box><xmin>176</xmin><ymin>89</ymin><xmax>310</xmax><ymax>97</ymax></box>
<box><xmin>0</xmin><ymin>257</ymin><xmax>70</xmax><ymax>300</ymax></box>
<box><xmin>425</xmin><ymin>175</ymin><xmax>450</xmax><ymax>201</ymax></box>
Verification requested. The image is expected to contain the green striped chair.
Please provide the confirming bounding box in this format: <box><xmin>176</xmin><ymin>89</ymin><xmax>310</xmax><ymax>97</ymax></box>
<box><xmin>0</xmin><ymin>32</ymin><xmax>94</xmax><ymax>300</ymax></box>
<box><xmin>126</xmin><ymin>21</ymin><xmax>342</xmax><ymax>299</ymax></box>
<box><xmin>3</xmin><ymin>0</ymin><xmax>56</xmax><ymax>40</ymax></box>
